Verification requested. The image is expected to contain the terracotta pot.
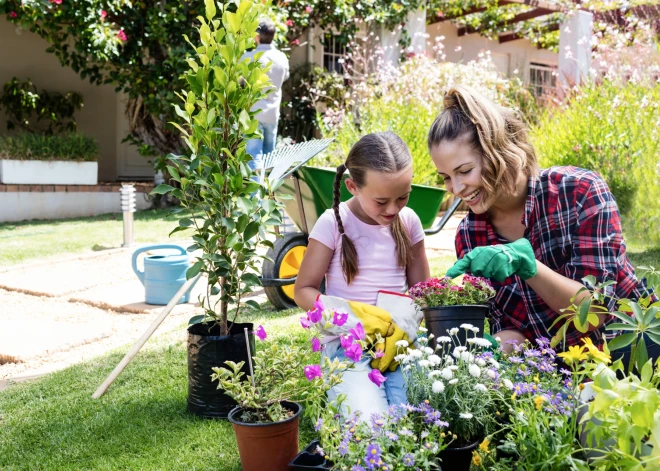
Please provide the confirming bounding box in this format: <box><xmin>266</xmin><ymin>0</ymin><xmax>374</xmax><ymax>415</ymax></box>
<box><xmin>423</xmin><ymin>305</ymin><xmax>488</xmax><ymax>349</ymax></box>
<box><xmin>228</xmin><ymin>401</ymin><xmax>302</xmax><ymax>471</ymax></box>
<box><xmin>438</xmin><ymin>439</ymin><xmax>480</xmax><ymax>471</ymax></box>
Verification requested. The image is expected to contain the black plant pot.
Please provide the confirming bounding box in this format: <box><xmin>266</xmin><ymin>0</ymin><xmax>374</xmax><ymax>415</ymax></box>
<box><xmin>423</xmin><ymin>305</ymin><xmax>488</xmax><ymax>349</ymax></box>
<box><xmin>438</xmin><ymin>440</ymin><xmax>480</xmax><ymax>471</ymax></box>
<box><xmin>289</xmin><ymin>440</ymin><xmax>333</xmax><ymax>471</ymax></box>
<box><xmin>187</xmin><ymin>321</ymin><xmax>255</xmax><ymax>419</ymax></box>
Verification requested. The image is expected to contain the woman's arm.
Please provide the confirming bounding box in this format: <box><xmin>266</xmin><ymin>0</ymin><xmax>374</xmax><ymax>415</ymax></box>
<box><xmin>294</xmin><ymin>239</ymin><xmax>334</xmax><ymax>312</ymax></box>
<box><xmin>406</xmin><ymin>239</ymin><xmax>430</xmax><ymax>289</ymax></box>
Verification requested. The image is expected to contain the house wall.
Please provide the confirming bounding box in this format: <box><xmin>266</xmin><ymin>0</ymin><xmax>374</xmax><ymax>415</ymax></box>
<box><xmin>0</xmin><ymin>18</ymin><xmax>152</xmax><ymax>182</ymax></box>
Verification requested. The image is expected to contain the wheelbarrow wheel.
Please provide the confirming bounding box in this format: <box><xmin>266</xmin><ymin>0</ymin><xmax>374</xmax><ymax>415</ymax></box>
<box><xmin>263</xmin><ymin>233</ymin><xmax>309</xmax><ymax>310</ymax></box>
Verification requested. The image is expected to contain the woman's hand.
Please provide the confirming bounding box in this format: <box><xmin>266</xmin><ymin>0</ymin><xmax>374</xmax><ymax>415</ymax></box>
<box><xmin>446</xmin><ymin>238</ymin><xmax>537</xmax><ymax>282</ymax></box>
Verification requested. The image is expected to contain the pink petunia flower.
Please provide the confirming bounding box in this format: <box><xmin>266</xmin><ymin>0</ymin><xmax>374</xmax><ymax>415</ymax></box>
<box><xmin>117</xmin><ymin>29</ymin><xmax>127</xmax><ymax>42</ymax></box>
<box><xmin>255</xmin><ymin>325</ymin><xmax>267</xmax><ymax>341</ymax></box>
<box><xmin>332</xmin><ymin>311</ymin><xmax>348</xmax><ymax>326</ymax></box>
<box><xmin>340</xmin><ymin>334</ymin><xmax>353</xmax><ymax>349</ymax></box>
<box><xmin>374</xmin><ymin>350</ymin><xmax>385</xmax><ymax>358</ymax></box>
<box><xmin>368</xmin><ymin>369</ymin><xmax>387</xmax><ymax>387</ymax></box>
<box><xmin>305</xmin><ymin>6</ymin><xmax>312</xmax><ymax>13</ymax></box>
<box><xmin>344</xmin><ymin>343</ymin><xmax>363</xmax><ymax>363</ymax></box>
<box><xmin>50</xmin><ymin>0</ymin><xmax>62</xmax><ymax>4</ymax></box>
<box><xmin>304</xmin><ymin>364</ymin><xmax>322</xmax><ymax>381</ymax></box>
<box><xmin>311</xmin><ymin>337</ymin><xmax>321</xmax><ymax>352</ymax></box>
<box><xmin>286</xmin><ymin>19</ymin><xmax>293</xmax><ymax>27</ymax></box>
<box><xmin>101</xmin><ymin>10</ymin><xmax>107</xmax><ymax>19</ymax></box>
<box><xmin>292</xmin><ymin>39</ymin><xmax>300</xmax><ymax>46</ymax></box>
<box><xmin>307</xmin><ymin>299</ymin><xmax>323</xmax><ymax>323</ymax></box>
<box><xmin>349</xmin><ymin>322</ymin><xmax>365</xmax><ymax>341</ymax></box>
<box><xmin>300</xmin><ymin>315</ymin><xmax>311</xmax><ymax>329</ymax></box>
<box><xmin>9</xmin><ymin>11</ymin><xmax>17</xmax><ymax>18</ymax></box>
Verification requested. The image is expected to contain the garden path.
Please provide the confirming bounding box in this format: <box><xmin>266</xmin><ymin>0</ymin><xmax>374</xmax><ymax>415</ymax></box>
<box><xmin>0</xmin><ymin>212</ymin><xmax>463</xmax><ymax>391</ymax></box>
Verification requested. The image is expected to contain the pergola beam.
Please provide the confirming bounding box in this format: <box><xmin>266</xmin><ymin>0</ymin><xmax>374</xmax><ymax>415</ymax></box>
<box><xmin>457</xmin><ymin>6</ymin><xmax>555</xmax><ymax>36</ymax></box>
<box><xmin>498</xmin><ymin>21</ymin><xmax>560</xmax><ymax>43</ymax></box>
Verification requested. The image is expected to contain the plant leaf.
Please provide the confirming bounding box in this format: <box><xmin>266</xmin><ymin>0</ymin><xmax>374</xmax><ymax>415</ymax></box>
<box><xmin>187</xmin><ymin>260</ymin><xmax>204</xmax><ymax>279</ymax></box>
<box><xmin>607</xmin><ymin>332</ymin><xmax>636</xmax><ymax>351</ymax></box>
<box><xmin>151</xmin><ymin>184</ymin><xmax>175</xmax><ymax>195</ymax></box>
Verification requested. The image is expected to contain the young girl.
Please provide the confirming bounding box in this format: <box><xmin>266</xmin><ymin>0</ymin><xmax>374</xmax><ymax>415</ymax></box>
<box><xmin>294</xmin><ymin>131</ymin><xmax>430</xmax><ymax>416</ymax></box>
<box><xmin>428</xmin><ymin>85</ymin><xmax>655</xmax><ymax>359</ymax></box>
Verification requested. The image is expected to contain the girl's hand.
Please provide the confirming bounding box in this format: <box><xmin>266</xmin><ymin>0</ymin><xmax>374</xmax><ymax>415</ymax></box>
<box><xmin>446</xmin><ymin>238</ymin><xmax>537</xmax><ymax>282</ymax></box>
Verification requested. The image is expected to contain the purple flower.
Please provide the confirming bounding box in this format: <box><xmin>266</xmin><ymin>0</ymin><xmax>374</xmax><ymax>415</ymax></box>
<box><xmin>307</xmin><ymin>299</ymin><xmax>324</xmax><ymax>323</ymax></box>
<box><xmin>403</xmin><ymin>453</ymin><xmax>415</xmax><ymax>466</ymax></box>
<box><xmin>368</xmin><ymin>369</ymin><xmax>387</xmax><ymax>387</ymax></box>
<box><xmin>340</xmin><ymin>334</ymin><xmax>354</xmax><ymax>349</ymax></box>
<box><xmin>374</xmin><ymin>350</ymin><xmax>384</xmax><ymax>358</ymax></box>
<box><xmin>365</xmin><ymin>443</ymin><xmax>382</xmax><ymax>466</ymax></box>
<box><xmin>351</xmin><ymin>466</ymin><xmax>366</xmax><ymax>471</ymax></box>
<box><xmin>300</xmin><ymin>316</ymin><xmax>311</xmax><ymax>329</ymax></box>
<box><xmin>338</xmin><ymin>440</ymin><xmax>349</xmax><ymax>456</ymax></box>
<box><xmin>311</xmin><ymin>337</ymin><xmax>321</xmax><ymax>352</ymax></box>
<box><xmin>350</xmin><ymin>322</ymin><xmax>366</xmax><ymax>341</ymax></box>
<box><xmin>333</xmin><ymin>311</ymin><xmax>349</xmax><ymax>326</ymax></box>
<box><xmin>314</xmin><ymin>418</ymin><xmax>323</xmax><ymax>431</ymax></box>
<box><xmin>345</xmin><ymin>343</ymin><xmax>363</xmax><ymax>362</ymax></box>
<box><xmin>386</xmin><ymin>432</ymin><xmax>398</xmax><ymax>441</ymax></box>
<box><xmin>255</xmin><ymin>325</ymin><xmax>267</xmax><ymax>341</ymax></box>
<box><xmin>304</xmin><ymin>364</ymin><xmax>322</xmax><ymax>381</ymax></box>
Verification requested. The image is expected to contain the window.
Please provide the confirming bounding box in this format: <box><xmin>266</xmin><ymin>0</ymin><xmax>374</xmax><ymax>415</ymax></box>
<box><xmin>323</xmin><ymin>34</ymin><xmax>347</xmax><ymax>74</ymax></box>
<box><xmin>528</xmin><ymin>62</ymin><xmax>557</xmax><ymax>98</ymax></box>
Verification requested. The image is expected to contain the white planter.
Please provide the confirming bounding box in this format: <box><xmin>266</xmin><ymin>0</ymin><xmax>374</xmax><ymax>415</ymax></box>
<box><xmin>0</xmin><ymin>159</ymin><xmax>98</xmax><ymax>185</ymax></box>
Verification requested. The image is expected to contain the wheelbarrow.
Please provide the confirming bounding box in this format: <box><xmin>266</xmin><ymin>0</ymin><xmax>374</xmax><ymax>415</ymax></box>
<box><xmin>260</xmin><ymin>139</ymin><xmax>463</xmax><ymax>310</ymax></box>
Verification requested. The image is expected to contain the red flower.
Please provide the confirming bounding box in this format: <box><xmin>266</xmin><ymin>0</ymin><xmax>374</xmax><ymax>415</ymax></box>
<box><xmin>305</xmin><ymin>6</ymin><xmax>312</xmax><ymax>13</ymax></box>
<box><xmin>49</xmin><ymin>0</ymin><xmax>63</xmax><ymax>4</ymax></box>
<box><xmin>9</xmin><ymin>11</ymin><xmax>17</xmax><ymax>18</ymax></box>
<box><xmin>116</xmin><ymin>29</ymin><xmax>127</xmax><ymax>42</ymax></box>
<box><xmin>292</xmin><ymin>38</ymin><xmax>299</xmax><ymax>45</ymax></box>
<box><xmin>286</xmin><ymin>19</ymin><xmax>293</xmax><ymax>27</ymax></box>
<box><xmin>101</xmin><ymin>10</ymin><xmax>107</xmax><ymax>19</ymax></box>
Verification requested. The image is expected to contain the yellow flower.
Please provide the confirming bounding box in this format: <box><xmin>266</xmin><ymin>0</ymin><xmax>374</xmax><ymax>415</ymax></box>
<box><xmin>557</xmin><ymin>345</ymin><xmax>588</xmax><ymax>365</ymax></box>
<box><xmin>581</xmin><ymin>338</ymin><xmax>611</xmax><ymax>364</ymax></box>
<box><xmin>534</xmin><ymin>395</ymin><xmax>546</xmax><ymax>410</ymax></box>
<box><xmin>479</xmin><ymin>438</ymin><xmax>491</xmax><ymax>453</ymax></box>
<box><xmin>533</xmin><ymin>375</ymin><xmax>540</xmax><ymax>383</ymax></box>
<box><xmin>472</xmin><ymin>453</ymin><xmax>482</xmax><ymax>466</ymax></box>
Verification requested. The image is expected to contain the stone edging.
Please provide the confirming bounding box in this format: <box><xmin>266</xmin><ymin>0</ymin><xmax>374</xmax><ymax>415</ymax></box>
<box><xmin>0</xmin><ymin>182</ymin><xmax>156</xmax><ymax>193</ymax></box>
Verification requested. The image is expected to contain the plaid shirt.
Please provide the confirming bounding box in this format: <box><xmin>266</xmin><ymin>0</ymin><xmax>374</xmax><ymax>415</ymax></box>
<box><xmin>455</xmin><ymin>166</ymin><xmax>654</xmax><ymax>347</ymax></box>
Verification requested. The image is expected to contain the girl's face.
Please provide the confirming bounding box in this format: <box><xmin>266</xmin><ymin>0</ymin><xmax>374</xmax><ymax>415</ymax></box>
<box><xmin>430</xmin><ymin>139</ymin><xmax>489</xmax><ymax>214</ymax></box>
<box><xmin>345</xmin><ymin>167</ymin><xmax>413</xmax><ymax>226</ymax></box>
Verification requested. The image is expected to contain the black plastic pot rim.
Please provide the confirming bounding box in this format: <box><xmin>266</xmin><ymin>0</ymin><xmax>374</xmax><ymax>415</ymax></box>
<box><xmin>227</xmin><ymin>401</ymin><xmax>302</xmax><ymax>427</ymax></box>
<box><xmin>421</xmin><ymin>304</ymin><xmax>489</xmax><ymax>311</ymax></box>
<box><xmin>444</xmin><ymin>439</ymin><xmax>481</xmax><ymax>451</ymax></box>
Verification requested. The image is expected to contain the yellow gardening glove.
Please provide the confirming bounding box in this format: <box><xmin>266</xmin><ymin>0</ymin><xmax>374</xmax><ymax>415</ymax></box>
<box><xmin>371</xmin><ymin>324</ymin><xmax>410</xmax><ymax>373</ymax></box>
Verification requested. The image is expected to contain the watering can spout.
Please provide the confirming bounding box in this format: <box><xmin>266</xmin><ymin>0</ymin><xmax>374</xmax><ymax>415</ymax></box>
<box><xmin>131</xmin><ymin>244</ymin><xmax>195</xmax><ymax>305</ymax></box>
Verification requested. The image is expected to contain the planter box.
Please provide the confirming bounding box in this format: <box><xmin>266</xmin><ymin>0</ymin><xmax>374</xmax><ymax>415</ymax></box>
<box><xmin>0</xmin><ymin>159</ymin><xmax>98</xmax><ymax>185</ymax></box>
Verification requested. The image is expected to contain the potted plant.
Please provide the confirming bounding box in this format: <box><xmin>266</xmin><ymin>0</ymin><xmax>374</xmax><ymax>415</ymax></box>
<box><xmin>409</xmin><ymin>275</ymin><xmax>496</xmax><ymax>348</ymax></box>
<box><xmin>314</xmin><ymin>403</ymin><xmax>449</xmax><ymax>471</ymax></box>
<box><xmin>151</xmin><ymin>0</ymin><xmax>283</xmax><ymax>418</ymax></box>
<box><xmin>211</xmin><ymin>326</ymin><xmax>347</xmax><ymax>471</ymax></box>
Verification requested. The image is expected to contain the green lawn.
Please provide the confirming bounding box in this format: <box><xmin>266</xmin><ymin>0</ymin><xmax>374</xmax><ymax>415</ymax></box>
<box><xmin>0</xmin><ymin>304</ymin><xmax>318</xmax><ymax>471</ymax></box>
<box><xmin>0</xmin><ymin>209</ymin><xmax>191</xmax><ymax>266</ymax></box>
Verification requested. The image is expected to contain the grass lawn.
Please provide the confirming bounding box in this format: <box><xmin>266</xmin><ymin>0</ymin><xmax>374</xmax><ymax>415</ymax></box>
<box><xmin>0</xmin><ymin>209</ymin><xmax>191</xmax><ymax>266</ymax></box>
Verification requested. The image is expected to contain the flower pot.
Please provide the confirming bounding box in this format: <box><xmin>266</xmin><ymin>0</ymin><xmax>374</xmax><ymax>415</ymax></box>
<box><xmin>187</xmin><ymin>321</ymin><xmax>255</xmax><ymax>419</ymax></box>
<box><xmin>228</xmin><ymin>401</ymin><xmax>302</xmax><ymax>471</ymax></box>
<box><xmin>423</xmin><ymin>305</ymin><xmax>488</xmax><ymax>349</ymax></box>
<box><xmin>289</xmin><ymin>440</ymin><xmax>333</xmax><ymax>470</ymax></box>
<box><xmin>437</xmin><ymin>439</ymin><xmax>480</xmax><ymax>471</ymax></box>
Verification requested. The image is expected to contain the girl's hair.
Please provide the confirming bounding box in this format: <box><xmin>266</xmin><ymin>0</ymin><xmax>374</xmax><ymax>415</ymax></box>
<box><xmin>333</xmin><ymin>132</ymin><xmax>413</xmax><ymax>284</ymax></box>
<box><xmin>427</xmin><ymin>85</ymin><xmax>538</xmax><ymax>204</ymax></box>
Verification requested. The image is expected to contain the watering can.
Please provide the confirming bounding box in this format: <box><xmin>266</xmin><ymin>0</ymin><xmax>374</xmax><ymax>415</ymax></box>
<box><xmin>131</xmin><ymin>244</ymin><xmax>196</xmax><ymax>305</ymax></box>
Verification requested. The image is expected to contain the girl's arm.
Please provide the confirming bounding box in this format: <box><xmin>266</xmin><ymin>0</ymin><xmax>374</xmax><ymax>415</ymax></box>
<box><xmin>294</xmin><ymin>239</ymin><xmax>334</xmax><ymax>312</ymax></box>
<box><xmin>406</xmin><ymin>239</ymin><xmax>430</xmax><ymax>289</ymax></box>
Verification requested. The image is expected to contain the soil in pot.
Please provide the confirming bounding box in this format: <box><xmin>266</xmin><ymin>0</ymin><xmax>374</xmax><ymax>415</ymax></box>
<box><xmin>438</xmin><ymin>439</ymin><xmax>480</xmax><ymax>471</ymax></box>
<box><xmin>229</xmin><ymin>401</ymin><xmax>302</xmax><ymax>471</ymax></box>
<box><xmin>187</xmin><ymin>321</ymin><xmax>255</xmax><ymax>419</ymax></box>
<box><xmin>423</xmin><ymin>305</ymin><xmax>488</xmax><ymax>349</ymax></box>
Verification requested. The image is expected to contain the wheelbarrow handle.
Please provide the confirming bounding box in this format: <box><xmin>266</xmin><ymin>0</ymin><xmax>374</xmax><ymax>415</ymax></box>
<box><xmin>259</xmin><ymin>276</ymin><xmax>297</xmax><ymax>288</ymax></box>
<box><xmin>424</xmin><ymin>197</ymin><xmax>463</xmax><ymax>236</ymax></box>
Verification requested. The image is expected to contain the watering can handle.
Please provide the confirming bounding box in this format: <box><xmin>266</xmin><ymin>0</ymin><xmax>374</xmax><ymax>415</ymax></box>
<box><xmin>131</xmin><ymin>244</ymin><xmax>187</xmax><ymax>286</ymax></box>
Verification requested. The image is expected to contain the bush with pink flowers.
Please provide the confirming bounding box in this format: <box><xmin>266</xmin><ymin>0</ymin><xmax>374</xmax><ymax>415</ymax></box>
<box><xmin>409</xmin><ymin>276</ymin><xmax>496</xmax><ymax>308</ymax></box>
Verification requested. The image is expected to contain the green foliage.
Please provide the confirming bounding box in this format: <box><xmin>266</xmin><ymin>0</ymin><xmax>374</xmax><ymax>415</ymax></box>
<box><xmin>0</xmin><ymin>77</ymin><xmax>83</xmax><ymax>135</ymax></box>
<box><xmin>211</xmin><ymin>340</ymin><xmax>345</xmax><ymax>423</ymax></box>
<box><xmin>152</xmin><ymin>0</ymin><xmax>284</xmax><ymax>333</ymax></box>
<box><xmin>532</xmin><ymin>81</ymin><xmax>660</xmax><ymax>243</ymax></box>
<box><xmin>0</xmin><ymin>133</ymin><xmax>98</xmax><ymax>161</ymax></box>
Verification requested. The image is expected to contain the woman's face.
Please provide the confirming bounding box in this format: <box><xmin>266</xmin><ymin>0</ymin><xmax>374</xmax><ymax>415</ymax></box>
<box><xmin>430</xmin><ymin>139</ymin><xmax>490</xmax><ymax>214</ymax></box>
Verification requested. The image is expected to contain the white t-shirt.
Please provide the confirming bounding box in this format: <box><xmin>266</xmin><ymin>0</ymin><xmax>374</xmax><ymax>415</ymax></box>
<box><xmin>309</xmin><ymin>203</ymin><xmax>425</xmax><ymax>306</ymax></box>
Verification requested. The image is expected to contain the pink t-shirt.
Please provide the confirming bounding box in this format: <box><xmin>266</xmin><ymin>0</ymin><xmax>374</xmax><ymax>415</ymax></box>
<box><xmin>309</xmin><ymin>203</ymin><xmax>425</xmax><ymax>306</ymax></box>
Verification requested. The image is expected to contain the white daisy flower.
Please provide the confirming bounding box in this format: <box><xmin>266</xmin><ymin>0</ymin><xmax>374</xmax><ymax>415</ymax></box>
<box><xmin>503</xmin><ymin>379</ymin><xmax>514</xmax><ymax>390</ymax></box>
<box><xmin>489</xmin><ymin>358</ymin><xmax>500</xmax><ymax>368</ymax></box>
<box><xmin>487</xmin><ymin>369</ymin><xmax>497</xmax><ymax>379</ymax></box>
<box><xmin>460</xmin><ymin>323</ymin><xmax>474</xmax><ymax>330</ymax></box>
<box><xmin>417</xmin><ymin>336</ymin><xmax>428</xmax><ymax>344</ymax></box>
<box><xmin>440</xmin><ymin>368</ymin><xmax>453</xmax><ymax>380</ymax></box>
<box><xmin>475</xmin><ymin>384</ymin><xmax>487</xmax><ymax>392</ymax></box>
<box><xmin>449</xmin><ymin>365</ymin><xmax>459</xmax><ymax>371</ymax></box>
<box><xmin>419</xmin><ymin>326</ymin><xmax>428</xmax><ymax>332</ymax></box>
<box><xmin>469</xmin><ymin>364</ymin><xmax>481</xmax><ymax>378</ymax></box>
<box><xmin>428</xmin><ymin>333</ymin><xmax>435</xmax><ymax>339</ymax></box>
<box><xmin>449</xmin><ymin>378</ymin><xmax>458</xmax><ymax>385</ymax></box>
<box><xmin>432</xmin><ymin>380</ymin><xmax>445</xmax><ymax>393</ymax></box>
<box><xmin>437</xmin><ymin>336</ymin><xmax>451</xmax><ymax>343</ymax></box>
<box><xmin>476</xmin><ymin>358</ymin><xmax>486</xmax><ymax>367</ymax></box>
<box><xmin>460</xmin><ymin>351</ymin><xmax>474</xmax><ymax>363</ymax></box>
<box><xmin>418</xmin><ymin>360</ymin><xmax>431</xmax><ymax>368</ymax></box>
<box><xmin>410</xmin><ymin>350</ymin><xmax>423</xmax><ymax>359</ymax></box>
<box><xmin>423</xmin><ymin>347</ymin><xmax>434</xmax><ymax>355</ymax></box>
<box><xmin>459</xmin><ymin>412</ymin><xmax>473</xmax><ymax>419</ymax></box>
<box><xmin>428</xmin><ymin>371</ymin><xmax>441</xmax><ymax>379</ymax></box>
<box><xmin>471</xmin><ymin>327</ymin><xmax>480</xmax><ymax>334</ymax></box>
<box><xmin>395</xmin><ymin>340</ymin><xmax>409</xmax><ymax>348</ymax></box>
<box><xmin>449</xmin><ymin>328</ymin><xmax>459</xmax><ymax>335</ymax></box>
<box><xmin>428</xmin><ymin>354</ymin><xmax>441</xmax><ymax>366</ymax></box>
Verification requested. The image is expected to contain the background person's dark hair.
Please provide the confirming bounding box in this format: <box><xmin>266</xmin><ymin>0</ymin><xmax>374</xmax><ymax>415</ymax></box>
<box><xmin>257</xmin><ymin>19</ymin><xmax>276</xmax><ymax>44</ymax></box>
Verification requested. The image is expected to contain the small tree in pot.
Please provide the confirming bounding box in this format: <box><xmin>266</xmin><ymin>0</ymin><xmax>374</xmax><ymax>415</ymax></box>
<box><xmin>152</xmin><ymin>0</ymin><xmax>284</xmax><ymax>418</ymax></box>
<box><xmin>409</xmin><ymin>275</ymin><xmax>495</xmax><ymax>349</ymax></box>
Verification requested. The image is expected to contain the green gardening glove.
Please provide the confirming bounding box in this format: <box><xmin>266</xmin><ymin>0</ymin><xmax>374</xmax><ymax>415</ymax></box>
<box><xmin>445</xmin><ymin>238</ymin><xmax>537</xmax><ymax>282</ymax></box>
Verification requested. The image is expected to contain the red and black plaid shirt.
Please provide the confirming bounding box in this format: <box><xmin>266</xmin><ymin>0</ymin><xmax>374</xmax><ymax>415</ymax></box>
<box><xmin>455</xmin><ymin>166</ymin><xmax>654</xmax><ymax>347</ymax></box>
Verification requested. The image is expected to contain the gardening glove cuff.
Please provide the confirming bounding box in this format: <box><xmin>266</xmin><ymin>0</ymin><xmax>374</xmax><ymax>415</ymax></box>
<box><xmin>370</xmin><ymin>324</ymin><xmax>409</xmax><ymax>373</ymax></box>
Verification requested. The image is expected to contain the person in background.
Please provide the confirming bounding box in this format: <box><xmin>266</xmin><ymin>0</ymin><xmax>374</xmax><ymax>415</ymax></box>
<box><xmin>243</xmin><ymin>18</ymin><xmax>290</xmax><ymax>175</ymax></box>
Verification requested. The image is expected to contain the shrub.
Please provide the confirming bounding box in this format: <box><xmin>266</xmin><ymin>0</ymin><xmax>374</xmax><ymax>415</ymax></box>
<box><xmin>313</xmin><ymin>42</ymin><xmax>533</xmax><ymax>186</ymax></box>
<box><xmin>531</xmin><ymin>80</ymin><xmax>660</xmax><ymax>243</ymax></box>
<box><xmin>0</xmin><ymin>133</ymin><xmax>98</xmax><ymax>161</ymax></box>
